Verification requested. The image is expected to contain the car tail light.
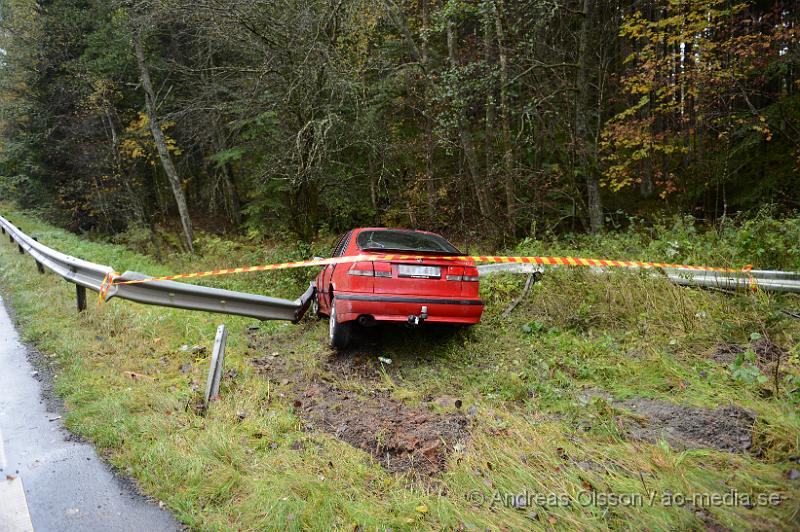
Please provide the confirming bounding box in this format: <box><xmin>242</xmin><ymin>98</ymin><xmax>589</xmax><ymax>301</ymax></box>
<box><xmin>348</xmin><ymin>262</ymin><xmax>374</xmax><ymax>276</ymax></box>
<box><xmin>463</xmin><ymin>266</ymin><xmax>479</xmax><ymax>282</ymax></box>
<box><xmin>373</xmin><ymin>262</ymin><xmax>392</xmax><ymax>278</ymax></box>
<box><xmin>446</xmin><ymin>266</ymin><xmax>464</xmax><ymax>281</ymax></box>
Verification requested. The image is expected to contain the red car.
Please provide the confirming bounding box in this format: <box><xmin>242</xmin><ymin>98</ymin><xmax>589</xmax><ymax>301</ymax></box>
<box><xmin>312</xmin><ymin>228</ymin><xmax>484</xmax><ymax>347</ymax></box>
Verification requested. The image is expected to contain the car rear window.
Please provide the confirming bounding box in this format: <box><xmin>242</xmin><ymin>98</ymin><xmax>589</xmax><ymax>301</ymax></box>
<box><xmin>356</xmin><ymin>230</ymin><xmax>461</xmax><ymax>254</ymax></box>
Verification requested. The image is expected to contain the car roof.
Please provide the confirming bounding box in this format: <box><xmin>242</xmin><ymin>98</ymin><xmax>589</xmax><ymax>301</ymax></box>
<box><xmin>353</xmin><ymin>227</ymin><xmax>443</xmax><ymax>237</ymax></box>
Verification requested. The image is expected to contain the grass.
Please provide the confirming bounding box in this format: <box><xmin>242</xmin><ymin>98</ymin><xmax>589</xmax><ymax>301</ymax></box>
<box><xmin>1</xmin><ymin>204</ymin><xmax>799</xmax><ymax>530</ymax></box>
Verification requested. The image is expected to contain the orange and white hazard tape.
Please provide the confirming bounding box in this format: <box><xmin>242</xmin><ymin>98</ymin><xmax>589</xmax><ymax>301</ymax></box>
<box><xmin>100</xmin><ymin>254</ymin><xmax>754</xmax><ymax>290</ymax></box>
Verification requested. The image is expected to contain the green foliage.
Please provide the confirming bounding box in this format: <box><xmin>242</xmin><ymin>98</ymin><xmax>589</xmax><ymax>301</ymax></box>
<box><xmin>730</xmin><ymin>351</ymin><xmax>769</xmax><ymax>386</ymax></box>
<box><xmin>733</xmin><ymin>210</ymin><xmax>800</xmax><ymax>271</ymax></box>
<box><xmin>209</xmin><ymin>147</ymin><xmax>245</xmax><ymax>168</ymax></box>
<box><xmin>0</xmin><ymin>0</ymin><xmax>799</xmax><ymax>244</ymax></box>
<box><xmin>512</xmin><ymin>211</ymin><xmax>800</xmax><ymax>272</ymax></box>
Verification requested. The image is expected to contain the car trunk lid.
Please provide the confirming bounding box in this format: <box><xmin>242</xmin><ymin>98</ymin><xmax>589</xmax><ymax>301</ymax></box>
<box><xmin>363</xmin><ymin>254</ymin><xmax>473</xmax><ymax>296</ymax></box>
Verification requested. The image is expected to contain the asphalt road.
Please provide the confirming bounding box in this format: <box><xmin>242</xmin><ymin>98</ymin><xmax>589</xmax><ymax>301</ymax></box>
<box><xmin>0</xmin><ymin>296</ymin><xmax>179</xmax><ymax>532</ymax></box>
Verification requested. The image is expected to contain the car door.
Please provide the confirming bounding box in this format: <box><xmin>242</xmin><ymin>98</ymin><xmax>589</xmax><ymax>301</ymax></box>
<box><xmin>320</xmin><ymin>231</ymin><xmax>352</xmax><ymax>312</ymax></box>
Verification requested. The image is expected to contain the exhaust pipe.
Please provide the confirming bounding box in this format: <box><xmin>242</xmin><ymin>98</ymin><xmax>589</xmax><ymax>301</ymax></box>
<box><xmin>358</xmin><ymin>315</ymin><xmax>376</xmax><ymax>327</ymax></box>
<box><xmin>407</xmin><ymin>306</ymin><xmax>428</xmax><ymax>326</ymax></box>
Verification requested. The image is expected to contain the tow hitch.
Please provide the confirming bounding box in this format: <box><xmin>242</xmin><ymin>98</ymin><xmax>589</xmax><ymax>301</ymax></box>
<box><xmin>407</xmin><ymin>305</ymin><xmax>428</xmax><ymax>326</ymax></box>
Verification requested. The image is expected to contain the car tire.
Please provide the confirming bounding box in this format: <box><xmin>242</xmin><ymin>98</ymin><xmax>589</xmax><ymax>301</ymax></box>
<box><xmin>310</xmin><ymin>290</ymin><xmax>322</xmax><ymax>319</ymax></box>
<box><xmin>329</xmin><ymin>297</ymin><xmax>352</xmax><ymax>349</ymax></box>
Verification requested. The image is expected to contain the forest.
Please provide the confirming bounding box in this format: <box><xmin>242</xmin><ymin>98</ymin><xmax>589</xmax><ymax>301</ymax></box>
<box><xmin>0</xmin><ymin>0</ymin><xmax>798</xmax><ymax>250</ymax></box>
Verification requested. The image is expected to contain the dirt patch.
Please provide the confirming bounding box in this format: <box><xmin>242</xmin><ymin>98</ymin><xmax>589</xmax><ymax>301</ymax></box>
<box><xmin>621</xmin><ymin>398</ymin><xmax>755</xmax><ymax>453</ymax></box>
<box><xmin>751</xmin><ymin>338</ymin><xmax>787</xmax><ymax>368</ymax></box>
<box><xmin>296</xmin><ymin>382</ymin><xmax>468</xmax><ymax>475</ymax></box>
<box><xmin>710</xmin><ymin>343</ymin><xmax>746</xmax><ymax>365</ymax></box>
<box><xmin>710</xmin><ymin>338</ymin><xmax>786</xmax><ymax>371</ymax></box>
<box><xmin>324</xmin><ymin>350</ymin><xmax>383</xmax><ymax>381</ymax></box>
<box><xmin>250</xmin><ymin>353</ymin><xmax>469</xmax><ymax>476</ymax></box>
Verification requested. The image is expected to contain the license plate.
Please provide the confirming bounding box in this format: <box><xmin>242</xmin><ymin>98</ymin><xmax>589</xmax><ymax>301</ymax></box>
<box><xmin>398</xmin><ymin>264</ymin><xmax>441</xmax><ymax>278</ymax></box>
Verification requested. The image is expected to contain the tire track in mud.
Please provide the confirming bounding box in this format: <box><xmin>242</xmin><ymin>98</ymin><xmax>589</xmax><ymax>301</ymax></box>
<box><xmin>250</xmin><ymin>347</ymin><xmax>469</xmax><ymax>477</ymax></box>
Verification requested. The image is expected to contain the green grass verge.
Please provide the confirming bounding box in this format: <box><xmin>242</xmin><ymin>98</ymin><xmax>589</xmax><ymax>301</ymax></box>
<box><xmin>1</xmin><ymin>205</ymin><xmax>799</xmax><ymax>530</ymax></box>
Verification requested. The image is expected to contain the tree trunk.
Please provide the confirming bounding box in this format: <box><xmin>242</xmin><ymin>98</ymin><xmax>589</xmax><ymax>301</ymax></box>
<box><xmin>642</xmin><ymin>89</ymin><xmax>656</xmax><ymax>198</ymax></box>
<box><xmin>421</xmin><ymin>0</ymin><xmax>436</xmax><ymax>220</ymax></box>
<box><xmin>212</xmin><ymin>122</ymin><xmax>242</xmax><ymax>227</ymax></box>
<box><xmin>575</xmin><ymin>0</ymin><xmax>603</xmax><ymax>232</ymax></box>
<box><xmin>446</xmin><ymin>19</ymin><xmax>493</xmax><ymax>222</ymax></box>
<box><xmin>494</xmin><ymin>0</ymin><xmax>515</xmax><ymax>232</ymax></box>
<box><xmin>134</xmin><ymin>33</ymin><xmax>194</xmax><ymax>252</ymax></box>
<box><xmin>368</xmin><ymin>151</ymin><xmax>378</xmax><ymax>210</ymax></box>
<box><xmin>484</xmin><ymin>10</ymin><xmax>495</xmax><ymax>184</ymax></box>
<box><xmin>221</xmin><ymin>166</ymin><xmax>241</xmax><ymax>226</ymax></box>
<box><xmin>104</xmin><ymin>110</ymin><xmax>147</xmax><ymax>224</ymax></box>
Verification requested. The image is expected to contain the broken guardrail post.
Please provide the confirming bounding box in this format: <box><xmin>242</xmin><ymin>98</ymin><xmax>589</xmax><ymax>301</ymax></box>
<box><xmin>75</xmin><ymin>284</ymin><xmax>87</xmax><ymax>312</ymax></box>
<box><xmin>203</xmin><ymin>324</ymin><xmax>228</xmax><ymax>411</ymax></box>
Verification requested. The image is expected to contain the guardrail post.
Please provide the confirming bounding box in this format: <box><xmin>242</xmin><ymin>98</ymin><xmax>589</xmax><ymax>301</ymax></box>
<box><xmin>8</xmin><ymin>233</ymin><xmax>13</xmax><ymax>243</ymax></box>
<box><xmin>32</xmin><ymin>237</ymin><xmax>45</xmax><ymax>273</ymax></box>
<box><xmin>17</xmin><ymin>243</ymin><xmax>24</xmax><ymax>254</ymax></box>
<box><xmin>203</xmin><ymin>325</ymin><xmax>228</xmax><ymax>411</ymax></box>
<box><xmin>76</xmin><ymin>285</ymin><xmax>87</xmax><ymax>312</ymax></box>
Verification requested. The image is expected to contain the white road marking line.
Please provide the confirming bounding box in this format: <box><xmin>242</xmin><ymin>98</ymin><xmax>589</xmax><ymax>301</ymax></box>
<box><xmin>0</xmin><ymin>476</ymin><xmax>35</xmax><ymax>532</ymax></box>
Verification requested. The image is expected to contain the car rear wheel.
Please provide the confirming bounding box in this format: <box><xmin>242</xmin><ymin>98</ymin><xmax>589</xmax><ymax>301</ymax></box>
<box><xmin>328</xmin><ymin>297</ymin><xmax>352</xmax><ymax>349</ymax></box>
<box><xmin>310</xmin><ymin>289</ymin><xmax>322</xmax><ymax>319</ymax></box>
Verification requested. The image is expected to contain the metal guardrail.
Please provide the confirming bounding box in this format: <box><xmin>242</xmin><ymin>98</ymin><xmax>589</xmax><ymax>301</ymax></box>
<box><xmin>0</xmin><ymin>215</ymin><xmax>314</xmax><ymax>321</ymax></box>
<box><xmin>1</xmin><ymin>215</ymin><xmax>116</xmax><ymax>292</ymax></box>
<box><xmin>663</xmin><ymin>268</ymin><xmax>800</xmax><ymax>293</ymax></box>
<box><xmin>477</xmin><ymin>263</ymin><xmax>545</xmax><ymax>276</ymax></box>
<box><xmin>479</xmin><ymin>260</ymin><xmax>800</xmax><ymax>293</ymax></box>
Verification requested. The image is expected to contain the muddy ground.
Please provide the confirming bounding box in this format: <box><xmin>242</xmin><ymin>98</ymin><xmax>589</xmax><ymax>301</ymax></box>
<box><xmin>578</xmin><ymin>385</ymin><xmax>756</xmax><ymax>453</ymax></box>
<box><xmin>711</xmin><ymin>338</ymin><xmax>787</xmax><ymax>372</ymax></box>
<box><xmin>621</xmin><ymin>398</ymin><xmax>755</xmax><ymax>453</ymax></box>
<box><xmin>294</xmin><ymin>382</ymin><xmax>468</xmax><ymax>475</ymax></box>
<box><xmin>249</xmin><ymin>346</ymin><xmax>469</xmax><ymax>477</ymax></box>
<box><xmin>247</xmin><ymin>327</ymin><xmax>763</xmax><ymax>477</ymax></box>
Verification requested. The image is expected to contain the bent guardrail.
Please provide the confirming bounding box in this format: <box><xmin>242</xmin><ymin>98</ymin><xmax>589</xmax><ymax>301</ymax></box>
<box><xmin>108</xmin><ymin>273</ymin><xmax>314</xmax><ymax>321</ymax></box>
<box><xmin>0</xmin><ymin>215</ymin><xmax>314</xmax><ymax>321</ymax></box>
